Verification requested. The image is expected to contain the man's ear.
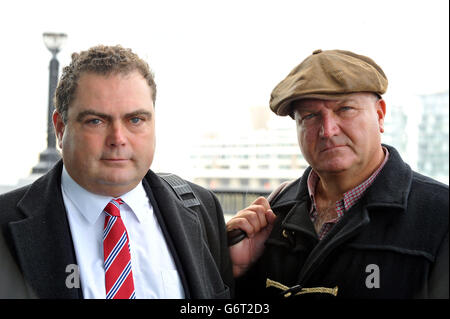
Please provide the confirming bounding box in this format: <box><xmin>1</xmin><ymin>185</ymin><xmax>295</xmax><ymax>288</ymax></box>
<box><xmin>376</xmin><ymin>99</ymin><xmax>386</xmax><ymax>133</ymax></box>
<box><xmin>52</xmin><ymin>111</ymin><xmax>65</xmax><ymax>149</ymax></box>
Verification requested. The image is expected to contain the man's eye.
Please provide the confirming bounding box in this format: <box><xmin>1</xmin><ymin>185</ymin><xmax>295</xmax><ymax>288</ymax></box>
<box><xmin>338</xmin><ymin>106</ymin><xmax>357</xmax><ymax>116</ymax></box>
<box><xmin>302</xmin><ymin>113</ymin><xmax>317</xmax><ymax>121</ymax></box>
<box><xmin>86</xmin><ymin>118</ymin><xmax>102</xmax><ymax>125</ymax></box>
<box><xmin>130</xmin><ymin>117</ymin><xmax>142</xmax><ymax>124</ymax></box>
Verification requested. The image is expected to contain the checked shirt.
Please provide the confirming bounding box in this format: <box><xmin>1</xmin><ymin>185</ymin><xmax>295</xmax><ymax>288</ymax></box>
<box><xmin>308</xmin><ymin>147</ymin><xmax>390</xmax><ymax>240</ymax></box>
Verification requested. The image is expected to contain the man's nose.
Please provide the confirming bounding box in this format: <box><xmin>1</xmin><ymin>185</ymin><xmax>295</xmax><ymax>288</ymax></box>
<box><xmin>106</xmin><ymin>122</ymin><xmax>127</xmax><ymax>147</ymax></box>
<box><xmin>319</xmin><ymin>112</ymin><xmax>340</xmax><ymax>138</ymax></box>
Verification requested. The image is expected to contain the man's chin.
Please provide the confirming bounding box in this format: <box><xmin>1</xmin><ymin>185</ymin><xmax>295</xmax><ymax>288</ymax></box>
<box><xmin>314</xmin><ymin>161</ymin><xmax>353</xmax><ymax>175</ymax></box>
<box><xmin>97</xmin><ymin>174</ymin><xmax>136</xmax><ymax>186</ymax></box>
<box><xmin>92</xmin><ymin>179</ymin><xmax>139</xmax><ymax>197</ymax></box>
<box><xmin>94</xmin><ymin>168</ymin><xmax>137</xmax><ymax>185</ymax></box>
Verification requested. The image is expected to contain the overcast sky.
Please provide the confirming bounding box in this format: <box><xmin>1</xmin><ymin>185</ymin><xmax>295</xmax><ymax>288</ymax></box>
<box><xmin>0</xmin><ymin>0</ymin><xmax>448</xmax><ymax>185</ymax></box>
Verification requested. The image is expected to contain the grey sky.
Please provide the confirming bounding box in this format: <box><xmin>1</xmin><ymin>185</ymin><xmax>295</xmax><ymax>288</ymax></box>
<box><xmin>0</xmin><ymin>0</ymin><xmax>448</xmax><ymax>184</ymax></box>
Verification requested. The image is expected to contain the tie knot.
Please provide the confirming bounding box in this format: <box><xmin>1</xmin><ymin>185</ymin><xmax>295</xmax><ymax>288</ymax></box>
<box><xmin>104</xmin><ymin>198</ymin><xmax>124</xmax><ymax>217</ymax></box>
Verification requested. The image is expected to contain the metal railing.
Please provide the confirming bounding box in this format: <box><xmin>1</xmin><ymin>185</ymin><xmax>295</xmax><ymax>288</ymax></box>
<box><xmin>211</xmin><ymin>188</ymin><xmax>271</xmax><ymax>217</ymax></box>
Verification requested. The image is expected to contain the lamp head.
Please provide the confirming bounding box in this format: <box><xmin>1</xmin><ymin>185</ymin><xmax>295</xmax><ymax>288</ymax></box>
<box><xmin>43</xmin><ymin>32</ymin><xmax>67</xmax><ymax>55</ymax></box>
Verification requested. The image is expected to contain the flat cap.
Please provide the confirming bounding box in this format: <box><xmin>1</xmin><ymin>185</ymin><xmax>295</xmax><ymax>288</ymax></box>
<box><xmin>270</xmin><ymin>49</ymin><xmax>388</xmax><ymax>116</ymax></box>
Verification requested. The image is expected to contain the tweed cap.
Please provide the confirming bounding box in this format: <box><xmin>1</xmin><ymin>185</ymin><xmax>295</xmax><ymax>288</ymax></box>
<box><xmin>270</xmin><ymin>49</ymin><xmax>388</xmax><ymax>116</ymax></box>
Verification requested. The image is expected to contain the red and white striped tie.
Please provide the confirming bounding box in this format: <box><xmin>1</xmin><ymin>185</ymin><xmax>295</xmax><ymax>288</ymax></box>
<box><xmin>103</xmin><ymin>198</ymin><xmax>136</xmax><ymax>299</ymax></box>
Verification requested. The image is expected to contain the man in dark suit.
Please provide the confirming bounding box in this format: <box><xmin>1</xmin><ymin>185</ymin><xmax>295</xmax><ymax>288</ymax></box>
<box><xmin>0</xmin><ymin>45</ymin><xmax>232</xmax><ymax>299</ymax></box>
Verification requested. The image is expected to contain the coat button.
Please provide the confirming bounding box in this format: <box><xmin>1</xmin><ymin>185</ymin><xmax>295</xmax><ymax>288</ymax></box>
<box><xmin>282</xmin><ymin>229</ymin><xmax>295</xmax><ymax>238</ymax></box>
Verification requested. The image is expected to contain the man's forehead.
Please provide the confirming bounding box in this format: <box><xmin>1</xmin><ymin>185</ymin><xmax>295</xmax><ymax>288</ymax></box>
<box><xmin>291</xmin><ymin>92</ymin><xmax>376</xmax><ymax>111</ymax></box>
<box><xmin>292</xmin><ymin>97</ymin><xmax>350</xmax><ymax>109</ymax></box>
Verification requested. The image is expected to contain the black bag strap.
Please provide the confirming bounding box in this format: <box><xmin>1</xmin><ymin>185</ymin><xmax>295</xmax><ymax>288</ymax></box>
<box><xmin>227</xmin><ymin>180</ymin><xmax>295</xmax><ymax>246</ymax></box>
<box><xmin>157</xmin><ymin>173</ymin><xmax>201</xmax><ymax>208</ymax></box>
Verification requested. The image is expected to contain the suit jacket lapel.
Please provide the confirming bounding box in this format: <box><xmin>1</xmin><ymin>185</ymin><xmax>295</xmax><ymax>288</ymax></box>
<box><xmin>143</xmin><ymin>171</ymin><xmax>206</xmax><ymax>298</ymax></box>
<box><xmin>8</xmin><ymin>161</ymin><xmax>81</xmax><ymax>299</ymax></box>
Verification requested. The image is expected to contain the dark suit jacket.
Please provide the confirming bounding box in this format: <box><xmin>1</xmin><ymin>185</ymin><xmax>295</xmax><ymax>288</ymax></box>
<box><xmin>0</xmin><ymin>161</ymin><xmax>233</xmax><ymax>299</ymax></box>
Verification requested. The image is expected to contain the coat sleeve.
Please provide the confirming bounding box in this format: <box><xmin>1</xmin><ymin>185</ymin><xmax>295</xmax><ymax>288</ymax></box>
<box><xmin>189</xmin><ymin>182</ymin><xmax>235</xmax><ymax>297</ymax></box>
<box><xmin>427</xmin><ymin>231</ymin><xmax>449</xmax><ymax>298</ymax></box>
<box><xmin>210</xmin><ymin>190</ymin><xmax>235</xmax><ymax>297</ymax></box>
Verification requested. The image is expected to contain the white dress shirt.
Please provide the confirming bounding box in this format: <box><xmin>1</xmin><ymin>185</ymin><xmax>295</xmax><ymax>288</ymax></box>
<box><xmin>61</xmin><ymin>166</ymin><xmax>185</xmax><ymax>299</ymax></box>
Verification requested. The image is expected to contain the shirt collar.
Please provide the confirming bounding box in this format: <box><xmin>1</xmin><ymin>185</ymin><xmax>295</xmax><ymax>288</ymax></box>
<box><xmin>119</xmin><ymin>179</ymin><xmax>150</xmax><ymax>223</ymax></box>
<box><xmin>61</xmin><ymin>166</ymin><xmax>149</xmax><ymax>224</ymax></box>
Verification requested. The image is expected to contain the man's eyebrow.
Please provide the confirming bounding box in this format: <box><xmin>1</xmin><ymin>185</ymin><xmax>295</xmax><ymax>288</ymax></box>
<box><xmin>125</xmin><ymin>109</ymin><xmax>153</xmax><ymax>119</ymax></box>
<box><xmin>76</xmin><ymin>110</ymin><xmax>112</xmax><ymax>122</ymax></box>
<box><xmin>75</xmin><ymin>109</ymin><xmax>153</xmax><ymax>122</ymax></box>
<box><xmin>336</xmin><ymin>98</ymin><xmax>357</xmax><ymax>105</ymax></box>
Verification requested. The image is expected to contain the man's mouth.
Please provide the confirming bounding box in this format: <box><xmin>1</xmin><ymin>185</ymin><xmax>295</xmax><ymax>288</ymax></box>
<box><xmin>320</xmin><ymin>145</ymin><xmax>346</xmax><ymax>153</ymax></box>
<box><xmin>101</xmin><ymin>158</ymin><xmax>130</xmax><ymax>163</ymax></box>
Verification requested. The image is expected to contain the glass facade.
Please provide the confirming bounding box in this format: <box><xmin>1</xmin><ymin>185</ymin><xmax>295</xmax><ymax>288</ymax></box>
<box><xmin>418</xmin><ymin>91</ymin><xmax>449</xmax><ymax>184</ymax></box>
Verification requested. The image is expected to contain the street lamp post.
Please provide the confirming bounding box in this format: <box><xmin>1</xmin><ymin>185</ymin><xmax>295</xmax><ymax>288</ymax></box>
<box><xmin>31</xmin><ymin>32</ymin><xmax>67</xmax><ymax>175</ymax></box>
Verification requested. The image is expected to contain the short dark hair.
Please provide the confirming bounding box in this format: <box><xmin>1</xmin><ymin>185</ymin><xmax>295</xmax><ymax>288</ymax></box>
<box><xmin>55</xmin><ymin>45</ymin><xmax>157</xmax><ymax>123</ymax></box>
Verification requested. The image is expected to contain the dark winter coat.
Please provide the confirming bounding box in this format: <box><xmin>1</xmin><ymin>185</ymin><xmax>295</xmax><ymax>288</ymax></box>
<box><xmin>236</xmin><ymin>145</ymin><xmax>448</xmax><ymax>299</ymax></box>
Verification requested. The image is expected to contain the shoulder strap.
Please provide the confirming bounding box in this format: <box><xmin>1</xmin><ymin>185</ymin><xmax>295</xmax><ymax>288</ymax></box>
<box><xmin>157</xmin><ymin>173</ymin><xmax>201</xmax><ymax>208</ymax></box>
<box><xmin>267</xmin><ymin>179</ymin><xmax>296</xmax><ymax>205</ymax></box>
<box><xmin>227</xmin><ymin>179</ymin><xmax>296</xmax><ymax>246</ymax></box>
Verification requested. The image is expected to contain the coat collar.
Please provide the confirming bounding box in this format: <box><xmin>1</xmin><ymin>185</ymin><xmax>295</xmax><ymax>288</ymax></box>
<box><xmin>10</xmin><ymin>160</ymin><xmax>81</xmax><ymax>298</ymax></box>
<box><xmin>274</xmin><ymin>144</ymin><xmax>412</xmax><ymax>218</ymax></box>
<box><xmin>360</xmin><ymin>144</ymin><xmax>412</xmax><ymax>211</ymax></box>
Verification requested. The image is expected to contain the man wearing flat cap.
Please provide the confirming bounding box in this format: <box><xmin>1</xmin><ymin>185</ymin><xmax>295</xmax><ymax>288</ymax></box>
<box><xmin>227</xmin><ymin>49</ymin><xmax>449</xmax><ymax>299</ymax></box>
